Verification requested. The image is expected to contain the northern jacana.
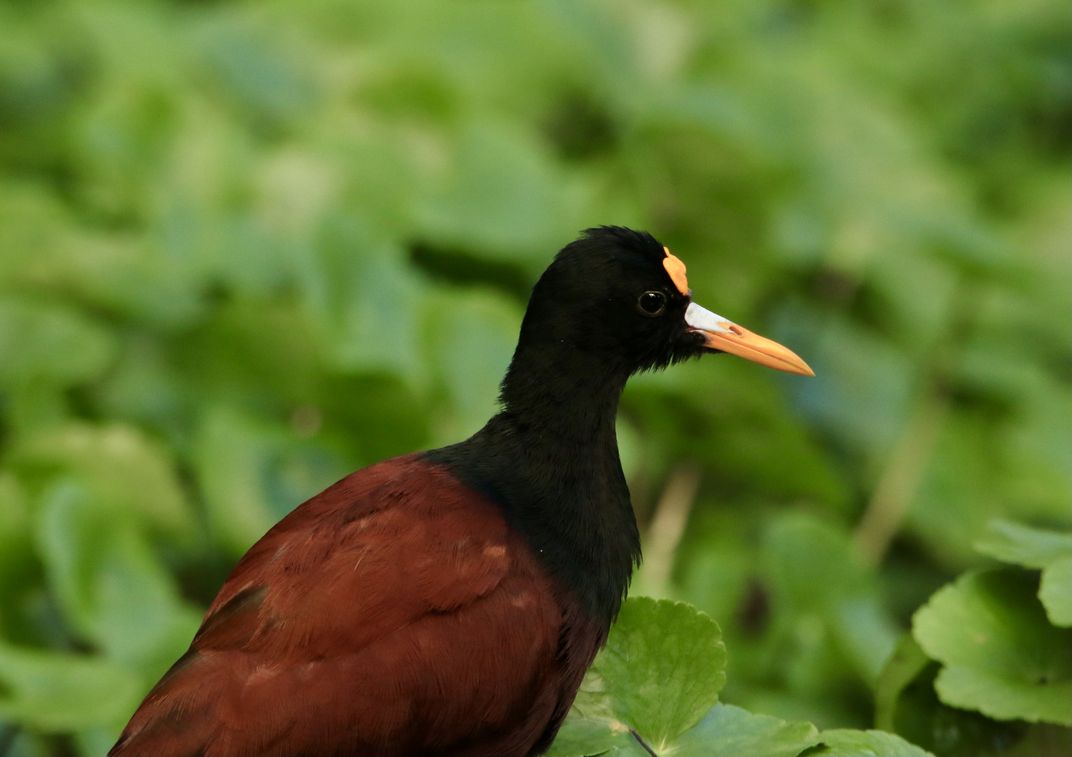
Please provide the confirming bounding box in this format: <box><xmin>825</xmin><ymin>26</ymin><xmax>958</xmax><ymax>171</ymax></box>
<box><xmin>110</xmin><ymin>227</ymin><xmax>812</xmax><ymax>757</ymax></box>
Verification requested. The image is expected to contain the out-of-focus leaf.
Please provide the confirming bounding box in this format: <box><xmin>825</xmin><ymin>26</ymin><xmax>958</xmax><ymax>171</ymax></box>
<box><xmin>35</xmin><ymin>481</ymin><xmax>200</xmax><ymax>674</ymax></box>
<box><xmin>170</xmin><ymin>299</ymin><xmax>324</xmax><ymax>414</ymax></box>
<box><xmin>421</xmin><ymin>287</ymin><xmax>521</xmax><ymax>444</ymax></box>
<box><xmin>908</xmin><ymin>416</ymin><xmax>1012</xmax><ymax>567</ymax></box>
<box><xmin>1004</xmin><ymin>389</ymin><xmax>1072</xmax><ymax>520</ymax></box>
<box><xmin>974</xmin><ymin>521</ymin><xmax>1072</xmax><ymax>628</ymax></box>
<box><xmin>0</xmin><ymin>473</ymin><xmax>37</xmax><ymax>638</ymax></box>
<box><xmin>296</xmin><ymin>216</ymin><xmax>425</xmax><ymax>377</ymax></box>
<box><xmin>193</xmin><ymin>406</ymin><xmax>347</xmax><ymax>555</ymax></box>
<box><xmin>0</xmin><ymin>644</ymin><xmax>140</xmax><ymax>731</ymax></box>
<box><xmin>913</xmin><ymin>569</ymin><xmax>1072</xmax><ymax>725</ymax></box>
<box><xmin>788</xmin><ymin>312</ymin><xmax>914</xmax><ymax>461</ymax></box>
<box><xmin>875</xmin><ymin>635</ymin><xmax>931</xmax><ymax>733</ymax></box>
<box><xmin>74</xmin><ymin>726</ymin><xmax>123</xmax><ymax>757</ymax></box>
<box><xmin>0</xmin><ymin>297</ymin><xmax>115</xmax><ymax>388</ymax></box>
<box><xmin>413</xmin><ymin>120</ymin><xmax>578</xmax><ymax>269</ymax></box>
<box><xmin>975</xmin><ymin>520</ymin><xmax>1072</xmax><ymax>570</ymax></box>
<box><xmin>764</xmin><ymin>514</ymin><xmax>899</xmax><ymax>686</ymax></box>
<box><xmin>810</xmin><ymin>728</ymin><xmax>935</xmax><ymax>757</ymax></box>
<box><xmin>196</xmin><ymin>14</ymin><xmax>319</xmax><ymax>133</ymax></box>
<box><xmin>1039</xmin><ymin>558</ymin><xmax>1072</xmax><ymax>628</ymax></box>
<box><xmin>11</xmin><ymin>423</ymin><xmax>194</xmax><ymax>543</ymax></box>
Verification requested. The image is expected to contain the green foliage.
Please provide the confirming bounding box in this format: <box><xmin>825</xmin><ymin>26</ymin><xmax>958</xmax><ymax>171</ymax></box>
<box><xmin>914</xmin><ymin>570</ymin><xmax>1072</xmax><ymax>725</ymax></box>
<box><xmin>0</xmin><ymin>644</ymin><xmax>140</xmax><ymax>732</ymax></box>
<box><xmin>550</xmin><ymin>598</ymin><xmax>728</xmax><ymax>754</ymax></box>
<box><xmin>1</xmin><ymin>0</ymin><xmax>1070</xmax><ymax>755</ymax></box>
<box><xmin>976</xmin><ymin>520</ymin><xmax>1072</xmax><ymax>628</ymax></box>
<box><xmin>549</xmin><ymin>598</ymin><xmax>929</xmax><ymax>757</ymax></box>
<box><xmin>876</xmin><ymin>522</ymin><xmax>1072</xmax><ymax>755</ymax></box>
<box><xmin>583</xmin><ymin>598</ymin><xmax>727</xmax><ymax>747</ymax></box>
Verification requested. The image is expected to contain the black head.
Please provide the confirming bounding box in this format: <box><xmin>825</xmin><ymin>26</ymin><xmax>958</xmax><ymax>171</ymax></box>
<box><xmin>500</xmin><ymin>226</ymin><xmax>812</xmax><ymax>416</ymax></box>
<box><xmin>515</xmin><ymin>226</ymin><xmax>703</xmax><ymax>377</ymax></box>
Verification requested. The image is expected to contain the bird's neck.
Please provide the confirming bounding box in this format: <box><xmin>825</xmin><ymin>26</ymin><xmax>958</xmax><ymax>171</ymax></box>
<box><xmin>425</xmin><ymin>349</ymin><xmax>640</xmax><ymax>627</ymax></box>
<box><xmin>499</xmin><ymin>346</ymin><xmax>629</xmax><ymax>444</ymax></box>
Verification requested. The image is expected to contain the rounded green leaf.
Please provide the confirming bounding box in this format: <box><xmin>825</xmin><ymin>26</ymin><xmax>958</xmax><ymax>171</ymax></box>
<box><xmin>593</xmin><ymin>597</ymin><xmax>726</xmax><ymax>749</ymax></box>
<box><xmin>548</xmin><ymin>598</ymin><xmax>727</xmax><ymax>756</ymax></box>
<box><xmin>913</xmin><ymin>569</ymin><xmax>1072</xmax><ymax>725</ymax></box>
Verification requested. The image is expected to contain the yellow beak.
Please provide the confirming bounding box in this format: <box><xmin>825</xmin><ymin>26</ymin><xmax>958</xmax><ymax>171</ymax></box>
<box><xmin>685</xmin><ymin>302</ymin><xmax>815</xmax><ymax>377</ymax></box>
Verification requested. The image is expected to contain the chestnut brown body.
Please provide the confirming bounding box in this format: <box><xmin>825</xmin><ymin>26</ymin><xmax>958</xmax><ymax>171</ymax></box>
<box><xmin>111</xmin><ymin>456</ymin><xmax>604</xmax><ymax>757</ymax></box>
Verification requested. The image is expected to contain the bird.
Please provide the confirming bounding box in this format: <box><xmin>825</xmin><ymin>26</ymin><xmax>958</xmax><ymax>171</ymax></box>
<box><xmin>109</xmin><ymin>226</ymin><xmax>813</xmax><ymax>757</ymax></box>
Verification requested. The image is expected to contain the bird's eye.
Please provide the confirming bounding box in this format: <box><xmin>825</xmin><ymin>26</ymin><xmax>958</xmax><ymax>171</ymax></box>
<box><xmin>637</xmin><ymin>290</ymin><xmax>668</xmax><ymax>317</ymax></box>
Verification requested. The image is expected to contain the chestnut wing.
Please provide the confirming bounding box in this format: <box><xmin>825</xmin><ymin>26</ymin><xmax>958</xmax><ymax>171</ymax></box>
<box><xmin>110</xmin><ymin>456</ymin><xmax>567</xmax><ymax>757</ymax></box>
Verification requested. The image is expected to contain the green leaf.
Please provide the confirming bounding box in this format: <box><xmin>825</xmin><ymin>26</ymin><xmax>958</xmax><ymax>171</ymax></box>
<box><xmin>0</xmin><ymin>473</ymin><xmax>33</xmax><ymax>587</ymax></box>
<box><xmin>874</xmin><ymin>639</ymin><xmax>1031</xmax><ymax>757</ymax></box>
<box><xmin>546</xmin><ymin>714</ymin><xmax>630</xmax><ymax>757</ymax></box>
<box><xmin>1040</xmin><ymin>557</ymin><xmax>1072</xmax><ymax>627</ymax></box>
<box><xmin>874</xmin><ymin>635</ymin><xmax>931</xmax><ymax>733</ymax></box>
<box><xmin>0</xmin><ymin>297</ymin><xmax>115</xmax><ymax>388</ymax></box>
<box><xmin>548</xmin><ymin>597</ymin><xmax>726</xmax><ymax>756</ymax></box>
<box><xmin>913</xmin><ymin>569</ymin><xmax>1072</xmax><ymax>725</ymax></box>
<box><xmin>907</xmin><ymin>417</ymin><xmax>1020</xmax><ymax>567</ymax></box>
<box><xmin>973</xmin><ymin>519</ymin><xmax>1072</xmax><ymax>626</ymax></box>
<box><xmin>421</xmin><ymin>288</ymin><xmax>522</xmax><ymax>443</ymax></box>
<box><xmin>763</xmin><ymin>514</ymin><xmax>899</xmax><ymax>685</ymax></box>
<box><xmin>413</xmin><ymin>120</ymin><xmax>577</xmax><ymax>268</ymax></box>
<box><xmin>594</xmin><ymin>598</ymin><xmax>726</xmax><ymax>748</ymax></box>
<box><xmin>0</xmin><ymin>644</ymin><xmax>140</xmax><ymax>731</ymax></box>
<box><xmin>549</xmin><ymin>703</ymin><xmax>821</xmax><ymax>757</ymax></box>
<box><xmin>35</xmin><ymin>481</ymin><xmax>201</xmax><ymax>674</ymax></box>
<box><xmin>197</xmin><ymin>15</ymin><xmax>319</xmax><ymax>133</ymax></box>
<box><xmin>672</xmin><ymin>704</ymin><xmax>819</xmax><ymax>757</ymax></box>
<box><xmin>11</xmin><ymin>423</ymin><xmax>195</xmax><ymax>543</ymax></box>
<box><xmin>810</xmin><ymin>729</ymin><xmax>935</xmax><ymax>757</ymax></box>
<box><xmin>791</xmin><ymin>316</ymin><xmax>913</xmax><ymax>459</ymax></box>
<box><xmin>975</xmin><ymin>520</ymin><xmax>1072</xmax><ymax>570</ymax></box>
<box><xmin>297</xmin><ymin>216</ymin><xmax>425</xmax><ymax>376</ymax></box>
<box><xmin>937</xmin><ymin>664</ymin><xmax>1072</xmax><ymax>727</ymax></box>
<box><xmin>193</xmin><ymin>406</ymin><xmax>348</xmax><ymax>555</ymax></box>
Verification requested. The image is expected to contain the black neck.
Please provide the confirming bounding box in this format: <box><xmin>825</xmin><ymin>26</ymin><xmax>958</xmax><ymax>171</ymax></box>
<box><xmin>423</xmin><ymin>346</ymin><xmax>640</xmax><ymax>627</ymax></box>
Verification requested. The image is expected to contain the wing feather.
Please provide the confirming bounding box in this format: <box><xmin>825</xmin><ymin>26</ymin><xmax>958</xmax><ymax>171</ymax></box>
<box><xmin>111</xmin><ymin>455</ymin><xmax>567</xmax><ymax>757</ymax></box>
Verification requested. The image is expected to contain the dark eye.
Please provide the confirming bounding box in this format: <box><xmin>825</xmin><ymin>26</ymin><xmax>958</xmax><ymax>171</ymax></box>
<box><xmin>637</xmin><ymin>290</ymin><xmax>667</xmax><ymax>316</ymax></box>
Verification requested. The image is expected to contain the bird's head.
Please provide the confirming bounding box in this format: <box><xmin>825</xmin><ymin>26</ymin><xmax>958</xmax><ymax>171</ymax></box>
<box><xmin>516</xmin><ymin>226</ymin><xmax>814</xmax><ymax>378</ymax></box>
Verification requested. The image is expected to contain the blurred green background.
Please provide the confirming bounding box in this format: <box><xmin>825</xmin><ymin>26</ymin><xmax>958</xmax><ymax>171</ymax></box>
<box><xmin>1</xmin><ymin>0</ymin><xmax>1070</xmax><ymax>754</ymax></box>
